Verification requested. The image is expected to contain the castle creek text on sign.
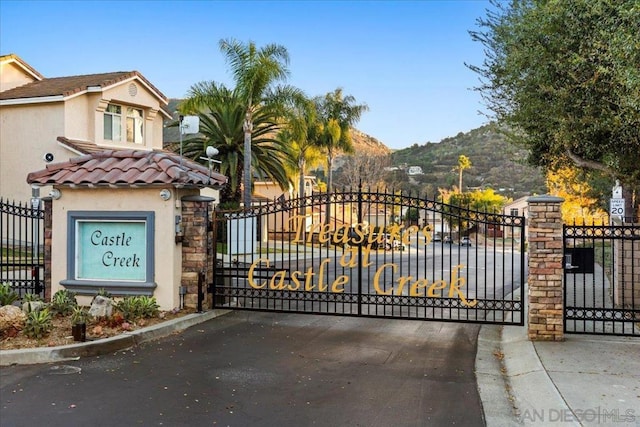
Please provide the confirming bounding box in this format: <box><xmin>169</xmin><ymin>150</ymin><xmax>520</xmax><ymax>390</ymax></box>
<box><xmin>77</xmin><ymin>221</ymin><xmax>146</xmax><ymax>281</ymax></box>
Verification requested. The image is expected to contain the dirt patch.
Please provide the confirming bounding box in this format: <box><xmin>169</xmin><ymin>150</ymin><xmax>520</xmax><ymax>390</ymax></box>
<box><xmin>0</xmin><ymin>307</ymin><xmax>196</xmax><ymax>351</ymax></box>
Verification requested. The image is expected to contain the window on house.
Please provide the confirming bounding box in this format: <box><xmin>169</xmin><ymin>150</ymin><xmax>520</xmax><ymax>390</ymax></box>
<box><xmin>103</xmin><ymin>103</ymin><xmax>144</xmax><ymax>144</ymax></box>
<box><xmin>126</xmin><ymin>107</ymin><xmax>143</xmax><ymax>144</ymax></box>
<box><xmin>103</xmin><ymin>104</ymin><xmax>122</xmax><ymax>141</ymax></box>
<box><xmin>510</xmin><ymin>208</ymin><xmax>519</xmax><ymax>216</ymax></box>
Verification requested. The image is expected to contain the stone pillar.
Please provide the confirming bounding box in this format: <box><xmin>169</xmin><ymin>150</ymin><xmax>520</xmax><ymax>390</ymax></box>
<box><xmin>613</xmin><ymin>220</ymin><xmax>640</xmax><ymax>309</ymax></box>
<box><xmin>527</xmin><ymin>195</ymin><xmax>564</xmax><ymax>341</ymax></box>
<box><xmin>181</xmin><ymin>196</ymin><xmax>215</xmax><ymax>310</ymax></box>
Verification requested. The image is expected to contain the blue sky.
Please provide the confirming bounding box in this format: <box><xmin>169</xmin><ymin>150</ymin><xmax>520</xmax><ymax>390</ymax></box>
<box><xmin>1</xmin><ymin>0</ymin><xmax>495</xmax><ymax>150</ymax></box>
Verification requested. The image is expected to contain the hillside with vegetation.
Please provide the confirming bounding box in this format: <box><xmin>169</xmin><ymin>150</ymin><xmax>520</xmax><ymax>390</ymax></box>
<box><xmin>163</xmin><ymin>100</ymin><xmax>545</xmax><ymax>199</ymax></box>
<box><xmin>387</xmin><ymin>124</ymin><xmax>546</xmax><ymax>198</ymax></box>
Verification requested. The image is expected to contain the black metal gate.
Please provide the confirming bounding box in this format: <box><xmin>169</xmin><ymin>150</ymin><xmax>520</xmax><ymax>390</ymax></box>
<box><xmin>564</xmin><ymin>222</ymin><xmax>640</xmax><ymax>336</ymax></box>
<box><xmin>0</xmin><ymin>198</ymin><xmax>46</xmax><ymax>298</ymax></box>
<box><xmin>212</xmin><ymin>189</ymin><xmax>525</xmax><ymax>325</ymax></box>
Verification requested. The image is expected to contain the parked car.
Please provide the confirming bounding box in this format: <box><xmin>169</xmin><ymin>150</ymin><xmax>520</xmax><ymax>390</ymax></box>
<box><xmin>460</xmin><ymin>236</ymin><xmax>472</xmax><ymax>246</ymax></box>
<box><xmin>382</xmin><ymin>234</ymin><xmax>406</xmax><ymax>251</ymax></box>
<box><xmin>432</xmin><ymin>233</ymin><xmax>442</xmax><ymax>242</ymax></box>
<box><xmin>443</xmin><ymin>236</ymin><xmax>453</xmax><ymax>244</ymax></box>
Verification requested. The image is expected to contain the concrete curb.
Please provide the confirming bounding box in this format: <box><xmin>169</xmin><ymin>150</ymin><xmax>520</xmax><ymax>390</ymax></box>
<box><xmin>475</xmin><ymin>324</ymin><xmax>517</xmax><ymax>426</ymax></box>
<box><xmin>475</xmin><ymin>281</ymin><xmax>577</xmax><ymax>426</ymax></box>
<box><xmin>0</xmin><ymin>309</ymin><xmax>231</xmax><ymax>366</ymax></box>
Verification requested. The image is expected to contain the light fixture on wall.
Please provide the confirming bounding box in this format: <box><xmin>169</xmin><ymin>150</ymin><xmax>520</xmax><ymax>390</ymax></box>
<box><xmin>49</xmin><ymin>188</ymin><xmax>62</xmax><ymax>200</ymax></box>
<box><xmin>159</xmin><ymin>189</ymin><xmax>171</xmax><ymax>201</ymax></box>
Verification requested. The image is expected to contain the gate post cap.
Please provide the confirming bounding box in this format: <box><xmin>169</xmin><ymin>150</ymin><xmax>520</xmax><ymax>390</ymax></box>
<box><xmin>527</xmin><ymin>195</ymin><xmax>564</xmax><ymax>203</ymax></box>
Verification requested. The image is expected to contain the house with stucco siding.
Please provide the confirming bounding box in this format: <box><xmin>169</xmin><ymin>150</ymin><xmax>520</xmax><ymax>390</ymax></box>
<box><xmin>0</xmin><ymin>54</ymin><xmax>172</xmax><ymax>202</ymax></box>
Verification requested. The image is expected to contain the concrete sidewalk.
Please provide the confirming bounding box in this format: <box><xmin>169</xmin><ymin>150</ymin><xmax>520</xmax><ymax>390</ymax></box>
<box><xmin>477</xmin><ymin>323</ymin><xmax>640</xmax><ymax>426</ymax></box>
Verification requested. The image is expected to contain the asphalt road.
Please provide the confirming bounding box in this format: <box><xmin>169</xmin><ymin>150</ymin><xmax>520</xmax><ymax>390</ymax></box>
<box><xmin>0</xmin><ymin>311</ymin><xmax>484</xmax><ymax>426</ymax></box>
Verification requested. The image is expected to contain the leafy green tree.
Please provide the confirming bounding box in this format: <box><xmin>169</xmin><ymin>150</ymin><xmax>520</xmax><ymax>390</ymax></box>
<box><xmin>469</xmin><ymin>0</ymin><xmax>640</xmax><ymax>217</ymax></box>
<box><xmin>218</xmin><ymin>38</ymin><xmax>303</xmax><ymax>209</ymax></box>
<box><xmin>179</xmin><ymin>82</ymin><xmax>290</xmax><ymax>207</ymax></box>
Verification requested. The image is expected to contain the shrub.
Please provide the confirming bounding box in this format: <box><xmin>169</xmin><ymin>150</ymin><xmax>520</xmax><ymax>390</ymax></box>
<box><xmin>0</xmin><ymin>283</ymin><xmax>19</xmax><ymax>306</ymax></box>
<box><xmin>50</xmin><ymin>289</ymin><xmax>77</xmax><ymax>316</ymax></box>
<box><xmin>70</xmin><ymin>306</ymin><xmax>90</xmax><ymax>325</ymax></box>
<box><xmin>114</xmin><ymin>296</ymin><xmax>160</xmax><ymax>321</ymax></box>
<box><xmin>24</xmin><ymin>308</ymin><xmax>52</xmax><ymax>339</ymax></box>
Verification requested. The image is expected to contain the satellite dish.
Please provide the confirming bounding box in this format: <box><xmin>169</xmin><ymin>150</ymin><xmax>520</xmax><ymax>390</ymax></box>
<box><xmin>181</xmin><ymin>116</ymin><xmax>200</xmax><ymax>135</ymax></box>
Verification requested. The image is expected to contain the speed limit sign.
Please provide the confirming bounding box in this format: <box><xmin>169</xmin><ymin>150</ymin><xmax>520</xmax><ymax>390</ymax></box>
<box><xmin>610</xmin><ymin>198</ymin><xmax>625</xmax><ymax>217</ymax></box>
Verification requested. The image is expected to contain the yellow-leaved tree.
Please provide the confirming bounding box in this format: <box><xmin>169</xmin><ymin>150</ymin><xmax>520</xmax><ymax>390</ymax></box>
<box><xmin>546</xmin><ymin>167</ymin><xmax>607</xmax><ymax>224</ymax></box>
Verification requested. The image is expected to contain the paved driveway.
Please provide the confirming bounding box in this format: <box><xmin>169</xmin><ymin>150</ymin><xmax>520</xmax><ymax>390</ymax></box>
<box><xmin>1</xmin><ymin>311</ymin><xmax>484</xmax><ymax>426</ymax></box>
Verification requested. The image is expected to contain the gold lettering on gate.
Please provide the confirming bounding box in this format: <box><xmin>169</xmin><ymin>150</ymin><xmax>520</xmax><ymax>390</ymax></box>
<box><xmin>249</xmin><ymin>216</ymin><xmax>479</xmax><ymax>308</ymax></box>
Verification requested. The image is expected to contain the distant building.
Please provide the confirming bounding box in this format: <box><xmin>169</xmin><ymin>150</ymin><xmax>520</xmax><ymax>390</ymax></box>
<box><xmin>407</xmin><ymin>166</ymin><xmax>423</xmax><ymax>176</ymax></box>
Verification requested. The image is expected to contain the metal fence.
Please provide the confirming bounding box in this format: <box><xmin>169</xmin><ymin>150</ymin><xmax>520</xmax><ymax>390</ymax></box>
<box><xmin>212</xmin><ymin>189</ymin><xmax>525</xmax><ymax>325</ymax></box>
<box><xmin>564</xmin><ymin>221</ymin><xmax>640</xmax><ymax>336</ymax></box>
<box><xmin>0</xmin><ymin>198</ymin><xmax>46</xmax><ymax>298</ymax></box>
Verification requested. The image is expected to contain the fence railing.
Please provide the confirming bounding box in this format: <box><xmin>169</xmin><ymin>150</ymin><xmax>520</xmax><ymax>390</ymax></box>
<box><xmin>0</xmin><ymin>198</ymin><xmax>46</xmax><ymax>298</ymax></box>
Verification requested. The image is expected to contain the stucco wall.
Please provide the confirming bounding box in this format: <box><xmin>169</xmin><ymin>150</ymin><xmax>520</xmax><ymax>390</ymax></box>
<box><xmin>49</xmin><ymin>187</ymin><xmax>195</xmax><ymax>310</ymax></box>
<box><xmin>0</xmin><ymin>61</ymin><xmax>37</xmax><ymax>92</ymax></box>
<box><xmin>0</xmin><ymin>102</ymin><xmax>65</xmax><ymax>201</ymax></box>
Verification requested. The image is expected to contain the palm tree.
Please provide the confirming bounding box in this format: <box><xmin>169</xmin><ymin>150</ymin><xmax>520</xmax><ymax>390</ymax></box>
<box><xmin>314</xmin><ymin>88</ymin><xmax>368</xmax><ymax>193</ymax></box>
<box><xmin>278</xmin><ymin>97</ymin><xmax>324</xmax><ymax>201</ymax></box>
<box><xmin>313</xmin><ymin>88</ymin><xmax>367</xmax><ymax>225</ymax></box>
<box><xmin>455</xmin><ymin>155</ymin><xmax>472</xmax><ymax>193</ymax></box>
<box><xmin>218</xmin><ymin>38</ymin><xmax>302</xmax><ymax>209</ymax></box>
<box><xmin>179</xmin><ymin>81</ymin><xmax>290</xmax><ymax>208</ymax></box>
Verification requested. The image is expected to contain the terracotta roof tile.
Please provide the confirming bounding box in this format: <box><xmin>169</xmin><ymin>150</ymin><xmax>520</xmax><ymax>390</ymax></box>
<box><xmin>0</xmin><ymin>70</ymin><xmax>167</xmax><ymax>102</ymax></box>
<box><xmin>27</xmin><ymin>149</ymin><xmax>227</xmax><ymax>189</ymax></box>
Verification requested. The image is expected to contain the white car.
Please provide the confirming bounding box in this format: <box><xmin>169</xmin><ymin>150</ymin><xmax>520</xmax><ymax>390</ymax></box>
<box><xmin>460</xmin><ymin>237</ymin><xmax>472</xmax><ymax>246</ymax></box>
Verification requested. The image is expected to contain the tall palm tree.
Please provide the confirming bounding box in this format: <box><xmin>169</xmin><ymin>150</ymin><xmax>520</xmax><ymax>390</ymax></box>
<box><xmin>455</xmin><ymin>154</ymin><xmax>472</xmax><ymax>193</ymax></box>
<box><xmin>179</xmin><ymin>81</ymin><xmax>290</xmax><ymax>207</ymax></box>
<box><xmin>278</xmin><ymin>97</ymin><xmax>324</xmax><ymax>201</ymax></box>
<box><xmin>313</xmin><ymin>88</ymin><xmax>367</xmax><ymax>225</ymax></box>
<box><xmin>314</xmin><ymin>88</ymin><xmax>368</xmax><ymax>193</ymax></box>
<box><xmin>218</xmin><ymin>38</ymin><xmax>301</xmax><ymax>209</ymax></box>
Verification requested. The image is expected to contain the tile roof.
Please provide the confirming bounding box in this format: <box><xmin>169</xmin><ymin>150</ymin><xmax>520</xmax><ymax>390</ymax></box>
<box><xmin>0</xmin><ymin>70</ymin><xmax>167</xmax><ymax>102</ymax></box>
<box><xmin>56</xmin><ymin>136</ymin><xmax>103</xmax><ymax>155</ymax></box>
<box><xmin>27</xmin><ymin>149</ymin><xmax>227</xmax><ymax>189</ymax></box>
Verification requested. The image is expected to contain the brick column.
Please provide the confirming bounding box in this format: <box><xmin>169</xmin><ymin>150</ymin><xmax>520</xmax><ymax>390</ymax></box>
<box><xmin>527</xmin><ymin>195</ymin><xmax>564</xmax><ymax>341</ymax></box>
<box><xmin>181</xmin><ymin>196</ymin><xmax>215</xmax><ymax>310</ymax></box>
<box><xmin>613</xmin><ymin>220</ymin><xmax>640</xmax><ymax>309</ymax></box>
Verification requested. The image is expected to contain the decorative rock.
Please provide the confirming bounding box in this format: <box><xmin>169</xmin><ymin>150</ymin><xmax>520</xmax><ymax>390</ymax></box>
<box><xmin>0</xmin><ymin>305</ymin><xmax>27</xmax><ymax>337</ymax></box>
<box><xmin>22</xmin><ymin>301</ymin><xmax>45</xmax><ymax>313</ymax></box>
<box><xmin>89</xmin><ymin>296</ymin><xmax>113</xmax><ymax>318</ymax></box>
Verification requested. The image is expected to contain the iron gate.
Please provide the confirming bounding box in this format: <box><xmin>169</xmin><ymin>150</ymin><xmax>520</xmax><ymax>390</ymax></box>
<box><xmin>212</xmin><ymin>189</ymin><xmax>525</xmax><ymax>325</ymax></box>
<box><xmin>564</xmin><ymin>222</ymin><xmax>640</xmax><ymax>336</ymax></box>
<box><xmin>0</xmin><ymin>198</ymin><xmax>46</xmax><ymax>298</ymax></box>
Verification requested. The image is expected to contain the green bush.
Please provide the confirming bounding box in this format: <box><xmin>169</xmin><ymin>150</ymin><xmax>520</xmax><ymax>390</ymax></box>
<box><xmin>70</xmin><ymin>306</ymin><xmax>90</xmax><ymax>325</ymax></box>
<box><xmin>22</xmin><ymin>292</ymin><xmax>42</xmax><ymax>303</ymax></box>
<box><xmin>24</xmin><ymin>308</ymin><xmax>53</xmax><ymax>339</ymax></box>
<box><xmin>50</xmin><ymin>289</ymin><xmax>77</xmax><ymax>316</ymax></box>
<box><xmin>0</xmin><ymin>283</ymin><xmax>19</xmax><ymax>306</ymax></box>
<box><xmin>115</xmin><ymin>295</ymin><xmax>160</xmax><ymax>321</ymax></box>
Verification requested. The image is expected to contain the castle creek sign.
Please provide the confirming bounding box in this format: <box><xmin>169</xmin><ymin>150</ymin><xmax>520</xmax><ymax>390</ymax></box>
<box><xmin>77</xmin><ymin>221</ymin><xmax>147</xmax><ymax>281</ymax></box>
<box><xmin>246</xmin><ymin>215</ymin><xmax>477</xmax><ymax>308</ymax></box>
